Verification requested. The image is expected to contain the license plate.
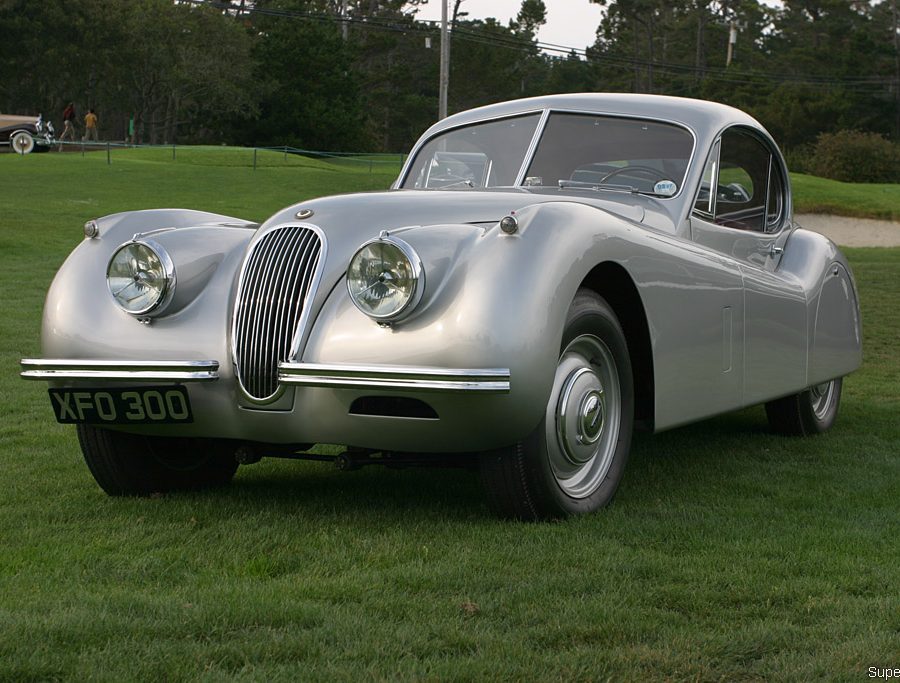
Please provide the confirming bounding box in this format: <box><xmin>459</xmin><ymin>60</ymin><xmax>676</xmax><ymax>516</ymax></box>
<box><xmin>48</xmin><ymin>387</ymin><xmax>194</xmax><ymax>424</ymax></box>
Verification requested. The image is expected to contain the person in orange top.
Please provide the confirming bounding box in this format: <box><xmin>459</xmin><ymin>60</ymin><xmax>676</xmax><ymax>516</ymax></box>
<box><xmin>83</xmin><ymin>109</ymin><xmax>98</xmax><ymax>142</ymax></box>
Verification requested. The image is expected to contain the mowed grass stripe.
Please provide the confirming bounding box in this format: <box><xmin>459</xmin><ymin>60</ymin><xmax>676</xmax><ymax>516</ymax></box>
<box><xmin>1</xmin><ymin>151</ymin><xmax>897</xmax><ymax>680</ymax></box>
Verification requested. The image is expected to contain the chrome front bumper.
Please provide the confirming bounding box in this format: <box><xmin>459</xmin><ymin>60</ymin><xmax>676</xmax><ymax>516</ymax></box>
<box><xmin>279</xmin><ymin>362</ymin><xmax>510</xmax><ymax>393</ymax></box>
<box><xmin>20</xmin><ymin>359</ymin><xmax>220</xmax><ymax>382</ymax></box>
<box><xmin>21</xmin><ymin>359</ymin><xmax>511</xmax><ymax>394</ymax></box>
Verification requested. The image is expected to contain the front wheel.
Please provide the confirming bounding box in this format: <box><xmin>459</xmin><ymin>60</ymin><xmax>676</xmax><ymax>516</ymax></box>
<box><xmin>479</xmin><ymin>290</ymin><xmax>635</xmax><ymax>520</ymax></box>
<box><xmin>77</xmin><ymin>425</ymin><xmax>239</xmax><ymax>495</ymax></box>
<box><xmin>11</xmin><ymin>131</ymin><xmax>35</xmax><ymax>155</ymax></box>
<box><xmin>765</xmin><ymin>378</ymin><xmax>843</xmax><ymax>436</ymax></box>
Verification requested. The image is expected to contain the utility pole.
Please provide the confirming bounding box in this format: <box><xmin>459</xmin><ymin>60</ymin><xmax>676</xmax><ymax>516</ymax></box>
<box><xmin>341</xmin><ymin>0</ymin><xmax>348</xmax><ymax>41</ymax></box>
<box><xmin>439</xmin><ymin>0</ymin><xmax>449</xmax><ymax>119</ymax></box>
<box><xmin>726</xmin><ymin>20</ymin><xmax>737</xmax><ymax>66</ymax></box>
<box><xmin>893</xmin><ymin>0</ymin><xmax>899</xmax><ymax>137</ymax></box>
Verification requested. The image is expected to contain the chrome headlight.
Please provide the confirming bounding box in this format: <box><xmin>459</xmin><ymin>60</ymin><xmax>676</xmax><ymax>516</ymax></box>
<box><xmin>106</xmin><ymin>240</ymin><xmax>175</xmax><ymax>316</ymax></box>
<box><xmin>346</xmin><ymin>236</ymin><xmax>424</xmax><ymax>322</ymax></box>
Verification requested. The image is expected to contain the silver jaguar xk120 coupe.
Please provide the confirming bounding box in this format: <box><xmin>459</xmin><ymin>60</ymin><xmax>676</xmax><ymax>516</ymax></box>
<box><xmin>22</xmin><ymin>94</ymin><xmax>861</xmax><ymax>520</ymax></box>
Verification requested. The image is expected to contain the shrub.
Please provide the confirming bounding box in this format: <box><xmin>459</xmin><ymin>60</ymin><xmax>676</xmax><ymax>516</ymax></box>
<box><xmin>783</xmin><ymin>144</ymin><xmax>812</xmax><ymax>174</ymax></box>
<box><xmin>807</xmin><ymin>130</ymin><xmax>900</xmax><ymax>183</ymax></box>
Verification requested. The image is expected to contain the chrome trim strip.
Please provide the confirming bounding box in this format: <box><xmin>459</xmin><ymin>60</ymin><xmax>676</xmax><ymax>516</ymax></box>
<box><xmin>514</xmin><ymin>108</ymin><xmax>551</xmax><ymax>186</ymax></box>
<box><xmin>278</xmin><ymin>362</ymin><xmax>510</xmax><ymax>394</ymax></box>
<box><xmin>20</xmin><ymin>359</ymin><xmax>219</xmax><ymax>382</ymax></box>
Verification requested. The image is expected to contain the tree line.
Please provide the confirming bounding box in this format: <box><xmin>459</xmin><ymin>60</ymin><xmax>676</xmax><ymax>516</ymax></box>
<box><xmin>1</xmin><ymin>0</ymin><xmax>897</xmax><ymax>156</ymax></box>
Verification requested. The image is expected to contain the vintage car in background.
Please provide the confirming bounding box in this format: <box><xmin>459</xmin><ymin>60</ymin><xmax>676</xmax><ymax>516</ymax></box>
<box><xmin>1</xmin><ymin>113</ymin><xmax>53</xmax><ymax>153</ymax></box>
<box><xmin>21</xmin><ymin>94</ymin><xmax>861</xmax><ymax>520</ymax></box>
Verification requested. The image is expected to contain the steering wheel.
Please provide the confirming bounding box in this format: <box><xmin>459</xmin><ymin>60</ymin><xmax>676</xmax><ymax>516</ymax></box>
<box><xmin>598</xmin><ymin>165</ymin><xmax>668</xmax><ymax>185</ymax></box>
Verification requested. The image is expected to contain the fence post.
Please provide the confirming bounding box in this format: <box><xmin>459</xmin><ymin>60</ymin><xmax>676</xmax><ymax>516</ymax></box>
<box><xmin>107</xmin><ymin>142</ymin><xmax>111</xmax><ymax>165</ymax></box>
<box><xmin>173</xmin><ymin>144</ymin><xmax>176</xmax><ymax>161</ymax></box>
<box><xmin>253</xmin><ymin>148</ymin><xmax>257</xmax><ymax>171</ymax></box>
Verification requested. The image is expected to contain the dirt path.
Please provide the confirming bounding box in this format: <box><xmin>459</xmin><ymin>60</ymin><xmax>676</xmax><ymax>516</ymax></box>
<box><xmin>795</xmin><ymin>214</ymin><xmax>900</xmax><ymax>247</ymax></box>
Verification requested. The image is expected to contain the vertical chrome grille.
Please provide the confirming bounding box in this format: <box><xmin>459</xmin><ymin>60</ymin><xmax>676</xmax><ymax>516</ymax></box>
<box><xmin>233</xmin><ymin>226</ymin><xmax>323</xmax><ymax>400</ymax></box>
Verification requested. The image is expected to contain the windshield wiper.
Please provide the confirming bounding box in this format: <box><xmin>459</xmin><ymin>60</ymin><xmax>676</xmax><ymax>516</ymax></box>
<box><xmin>558</xmin><ymin>179</ymin><xmax>641</xmax><ymax>194</ymax></box>
<box><xmin>440</xmin><ymin>179</ymin><xmax>475</xmax><ymax>189</ymax></box>
<box><xmin>556</xmin><ymin>179</ymin><xmax>673</xmax><ymax>198</ymax></box>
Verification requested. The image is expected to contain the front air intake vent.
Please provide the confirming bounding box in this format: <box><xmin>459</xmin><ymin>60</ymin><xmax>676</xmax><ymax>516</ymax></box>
<box><xmin>232</xmin><ymin>226</ymin><xmax>323</xmax><ymax>400</ymax></box>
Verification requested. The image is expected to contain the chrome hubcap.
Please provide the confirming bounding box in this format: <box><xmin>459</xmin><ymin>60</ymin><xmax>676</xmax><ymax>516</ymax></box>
<box><xmin>546</xmin><ymin>334</ymin><xmax>620</xmax><ymax>498</ymax></box>
<box><xmin>810</xmin><ymin>380</ymin><xmax>835</xmax><ymax>420</ymax></box>
<box><xmin>579</xmin><ymin>389</ymin><xmax>604</xmax><ymax>446</ymax></box>
<box><xmin>13</xmin><ymin>134</ymin><xmax>32</xmax><ymax>154</ymax></box>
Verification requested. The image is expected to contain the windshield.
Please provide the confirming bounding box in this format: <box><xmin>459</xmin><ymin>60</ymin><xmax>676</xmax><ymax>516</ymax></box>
<box><xmin>401</xmin><ymin>114</ymin><xmax>541</xmax><ymax>189</ymax></box>
<box><xmin>525</xmin><ymin>113</ymin><xmax>694</xmax><ymax>197</ymax></box>
<box><xmin>401</xmin><ymin>111</ymin><xmax>694</xmax><ymax>197</ymax></box>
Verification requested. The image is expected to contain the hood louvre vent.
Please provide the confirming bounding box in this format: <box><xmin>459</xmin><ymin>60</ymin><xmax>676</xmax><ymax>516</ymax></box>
<box><xmin>232</xmin><ymin>226</ymin><xmax>323</xmax><ymax>401</ymax></box>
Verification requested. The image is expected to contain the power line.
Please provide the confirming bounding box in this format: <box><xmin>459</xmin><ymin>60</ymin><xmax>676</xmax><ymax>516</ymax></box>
<box><xmin>186</xmin><ymin>0</ymin><xmax>896</xmax><ymax>93</ymax></box>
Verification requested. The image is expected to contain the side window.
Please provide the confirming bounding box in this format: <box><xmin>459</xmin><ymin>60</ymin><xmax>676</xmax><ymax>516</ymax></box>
<box><xmin>715</xmin><ymin>129</ymin><xmax>773</xmax><ymax>231</ymax></box>
<box><xmin>692</xmin><ymin>128</ymin><xmax>787</xmax><ymax>234</ymax></box>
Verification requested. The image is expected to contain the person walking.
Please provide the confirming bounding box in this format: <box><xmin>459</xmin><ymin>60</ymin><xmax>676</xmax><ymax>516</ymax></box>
<box><xmin>58</xmin><ymin>102</ymin><xmax>76</xmax><ymax>150</ymax></box>
<box><xmin>83</xmin><ymin>109</ymin><xmax>98</xmax><ymax>142</ymax></box>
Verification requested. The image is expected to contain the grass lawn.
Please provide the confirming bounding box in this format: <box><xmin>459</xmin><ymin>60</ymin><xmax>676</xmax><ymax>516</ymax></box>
<box><xmin>791</xmin><ymin>173</ymin><xmax>900</xmax><ymax>221</ymax></box>
<box><xmin>1</xmin><ymin>150</ymin><xmax>898</xmax><ymax>680</ymax></box>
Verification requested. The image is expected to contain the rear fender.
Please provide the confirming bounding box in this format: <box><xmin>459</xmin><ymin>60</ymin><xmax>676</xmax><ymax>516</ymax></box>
<box><xmin>779</xmin><ymin>228</ymin><xmax>862</xmax><ymax>384</ymax></box>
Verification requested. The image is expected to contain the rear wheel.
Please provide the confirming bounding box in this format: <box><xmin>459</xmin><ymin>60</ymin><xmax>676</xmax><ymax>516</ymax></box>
<box><xmin>480</xmin><ymin>290</ymin><xmax>634</xmax><ymax>520</ymax></box>
<box><xmin>77</xmin><ymin>424</ymin><xmax>238</xmax><ymax>495</ymax></box>
<box><xmin>765</xmin><ymin>378</ymin><xmax>843</xmax><ymax>436</ymax></box>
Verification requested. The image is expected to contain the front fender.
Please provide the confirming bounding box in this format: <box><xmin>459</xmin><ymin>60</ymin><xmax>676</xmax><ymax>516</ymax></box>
<box><xmin>301</xmin><ymin>201</ymin><xmax>647</xmax><ymax>445</ymax></box>
<box><xmin>41</xmin><ymin>209</ymin><xmax>255</xmax><ymax>360</ymax></box>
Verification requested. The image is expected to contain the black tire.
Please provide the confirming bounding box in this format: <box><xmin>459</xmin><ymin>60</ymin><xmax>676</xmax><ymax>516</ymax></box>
<box><xmin>76</xmin><ymin>424</ymin><xmax>239</xmax><ymax>496</ymax></box>
<box><xmin>479</xmin><ymin>289</ymin><xmax>635</xmax><ymax>521</ymax></box>
<box><xmin>764</xmin><ymin>378</ymin><xmax>843</xmax><ymax>436</ymax></box>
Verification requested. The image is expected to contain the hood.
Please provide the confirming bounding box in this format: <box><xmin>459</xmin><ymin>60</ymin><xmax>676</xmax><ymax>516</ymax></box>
<box><xmin>0</xmin><ymin>114</ymin><xmax>38</xmax><ymax>128</ymax></box>
<box><xmin>254</xmin><ymin>189</ymin><xmax>676</xmax><ymax>333</ymax></box>
<box><xmin>265</xmin><ymin>189</ymin><xmax>537</xmax><ymax>233</ymax></box>
<box><xmin>262</xmin><ymin>187</ymin><xmax>671</xmax><ymax>240</ymax></box>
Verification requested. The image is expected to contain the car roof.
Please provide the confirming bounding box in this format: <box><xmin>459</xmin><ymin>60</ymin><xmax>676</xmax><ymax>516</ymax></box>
<box><xmin>423</xmin><ymin>93</ymin><xmax>765</xmax><ymax>140</ymax></box>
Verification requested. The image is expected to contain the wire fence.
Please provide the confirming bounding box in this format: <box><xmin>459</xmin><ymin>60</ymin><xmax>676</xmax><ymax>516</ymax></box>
<box><xmin>33</xmin><ymin>139</ymin><xmax>406</xmax><ymax>173</ymax></box>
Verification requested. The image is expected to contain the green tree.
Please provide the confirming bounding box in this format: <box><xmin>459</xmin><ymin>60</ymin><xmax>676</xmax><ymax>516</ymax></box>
<box><xmin>0</xmin><ymin>0</ymin><xmax>257</xmax><ymax>143</ymax></box>
<box><xmin>761</xmin><ymin>0</ymin><xmax>896</xmax><ymax>145</ymax></box>
<box><xmin>513</xmin><ymin>0</ymin><xmax>547</xmax><ymax>38</ymax></box>
<box><xmin>233</xmin><ymin>0</ymin><xmax>370</xmax><ymax>150</ymax></box>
